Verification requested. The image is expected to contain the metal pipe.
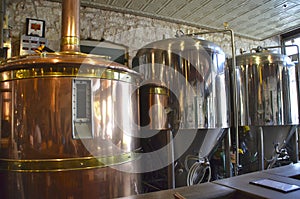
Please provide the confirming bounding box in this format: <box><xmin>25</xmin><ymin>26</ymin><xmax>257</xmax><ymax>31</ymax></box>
<box><xmin>228</xmin><ymin>28</ymin><xmax>239</xmax><ymax>176</ymax></box>
<box><xmin>61</xmin><ymin>0</ymin><xmax>80</xmax><ymax>52</ymax></box>
<box><xmin>224</xmin><ymin>128</ymin><xmax>232</xmax><ymax>177</ymax></box>
<box><xmin>294</xmin><ymin>129</ymin><xmax>299</xmax><ymax>163</ymax></box>
<box><xmin>258</xmin><ymin>127</ymin><xmax>264</xmax><ymax>170</ymax></box>
<box><xmin>168</xmin><ymin>130</ymin><xmax>175</xmax><ymax>189</ymax></box>
<box><xmin>284</xmin><ymin>125</ymin><xmax>298</xmax><ymax>148</ymax></box>
<box><xmin>0</xmin><ymin>0</ymin><xmax>4</xmax><ymax>49</ymax></box>
<box><xmin>290</xmin><ymin>128</ymin><xmax>299</xmax><ymax>163</ymax></box>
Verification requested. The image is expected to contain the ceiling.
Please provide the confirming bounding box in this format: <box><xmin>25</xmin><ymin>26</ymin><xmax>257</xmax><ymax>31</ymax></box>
<box><xmin>49</xmin><ymin>0</ymin><xmax>300</xmax><ymax>40</ymax></box>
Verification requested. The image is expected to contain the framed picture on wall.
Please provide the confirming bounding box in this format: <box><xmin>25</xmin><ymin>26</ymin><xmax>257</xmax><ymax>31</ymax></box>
<box><xmin>26</xmin><ymin>18</ymin><xmax>45</xmax><ymax>37</ymax></box>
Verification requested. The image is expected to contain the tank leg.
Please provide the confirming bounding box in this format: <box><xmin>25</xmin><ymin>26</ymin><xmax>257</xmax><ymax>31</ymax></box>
<box><xmin>224</xmin><ymin>129</ymin><xmax>232</xmax><ymax>178</ymax></box>
<box><xmin>258</xmin><ymin>127</ymin><xmax>265</xmax><ymax>170</ymax></box>
<box><xmin>289</xmin><ymin>128</ymin><xmax>299</xmax><ymax>163</ymax></box>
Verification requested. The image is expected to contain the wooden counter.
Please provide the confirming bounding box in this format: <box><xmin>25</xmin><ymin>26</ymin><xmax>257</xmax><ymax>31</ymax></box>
<box><xmin>262</xmin><ymin>163</ymin><xmax>300</xmax><ymax>178</ymax></box>
<box><xmin>119</xmin><ymin>163</ymin><xmax>300</xmax><ymax>199</ymax></box>
<box><xmin>119</xmin><ymin>182</ymin><xmax>236</xmax><ymax>199</ymax></box>
<box><xmin>215</xmin><ymin>167</ymin><xmax>300</xmax><ymax>199</ymax></box>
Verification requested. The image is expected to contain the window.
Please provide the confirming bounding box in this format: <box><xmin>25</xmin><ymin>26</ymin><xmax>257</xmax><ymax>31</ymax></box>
<box><xmin>281</xmin><ymin>28</ymin><xmax>300</xmax><ymax>64</ymax></box>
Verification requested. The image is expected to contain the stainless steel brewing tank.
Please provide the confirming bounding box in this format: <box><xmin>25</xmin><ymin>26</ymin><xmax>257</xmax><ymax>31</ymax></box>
<box><xmin>231</xmin><ymin>50</ymin><xmax>299</xmax><ymax>168</ymax></box>
<box><xmin>233</xmin><ymin>51</ymin><xmax>299</xmax><ymax>126</ymax></box>
<box><xmin>134</xmin><ymin>36</ymin><xmax>231</xmax><ymax>130</ymax></box>
<box><xmin>0</xmin><ymin>52</ymin><xmax>141</xmax><ymax>199</ymax></box>
<box><xmin>134</xmin><ymin>36</ymin><xmax>231</xmax><ymax>186</ymax></box>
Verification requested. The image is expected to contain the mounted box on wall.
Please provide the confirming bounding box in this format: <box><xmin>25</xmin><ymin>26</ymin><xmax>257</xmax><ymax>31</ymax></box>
<box><xmin>20</xmin><ymin>35</ymin><xmax>48</xmax><ymax>55</ymax></box>
<box><xmin>26</xmin><ymin>18</ymin><xmax>45</xmax><ymax>38</ymax></box>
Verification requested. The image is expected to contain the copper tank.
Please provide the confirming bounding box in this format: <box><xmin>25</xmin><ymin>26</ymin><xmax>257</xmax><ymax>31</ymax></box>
<box><xmin>0</xmin><ymin>0</ymin><xmax>141</xmax><ymax>198</ymax></box>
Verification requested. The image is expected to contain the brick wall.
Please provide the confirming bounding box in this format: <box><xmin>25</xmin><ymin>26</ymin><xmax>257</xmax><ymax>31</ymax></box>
<box><xmin>7</xmin><ymin>0</ymin><xmax>280</xmax><ymax>67</ymax></box>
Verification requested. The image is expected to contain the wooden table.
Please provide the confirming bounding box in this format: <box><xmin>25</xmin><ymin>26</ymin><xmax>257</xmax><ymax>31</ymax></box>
<box><xmin>119</xmin><ymin>163</ymin><xmax>300</xmax><ymax>199</ymax></box>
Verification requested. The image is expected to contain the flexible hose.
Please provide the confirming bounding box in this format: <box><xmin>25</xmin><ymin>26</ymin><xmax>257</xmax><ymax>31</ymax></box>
<box><xmin>186</xmin><ymin>161</ymin><xmax>211</xmax><ymax>186</ymax></box>
<box><xmin>184</xmin><ymin>155</ymin><xmax>200</xmax><ymax>172</ymax></box>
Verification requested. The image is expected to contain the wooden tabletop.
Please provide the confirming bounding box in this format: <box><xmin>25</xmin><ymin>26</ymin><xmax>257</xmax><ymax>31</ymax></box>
<box><xmin>118</xmin><ymin>163</ymin><xmax>300</xmax><ymax>199</ymax></box>
<box><xmin>214</xmin><ymin>168</ymin><xmax>300</xmax><ymax>199</ymax></box>
<box><xmin>119</xmin><ymin>182</ymin><xmax>236</xmax><ymax>199</ymax></box>
<box><xmin>262</xmin><ymin>163</ymin><xmax>300</xmax><ymax>178</ymax></box>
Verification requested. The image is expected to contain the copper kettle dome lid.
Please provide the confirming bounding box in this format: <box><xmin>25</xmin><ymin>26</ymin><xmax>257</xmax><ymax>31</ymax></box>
<box><xmin>0</xmin><ymin>52</ymin><xmax>141</xmax><ymax>83</ymax></box>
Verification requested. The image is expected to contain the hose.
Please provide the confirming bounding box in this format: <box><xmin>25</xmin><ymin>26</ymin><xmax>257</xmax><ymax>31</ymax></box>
<box><xmin>186</xmin><ymin>160</ymin><xmax>211</xmax><ymax>186</ymax></box>
<box><xmin>184</xmin><ymin>155</ymin><xmax>199</xmax><ymax>172</ymax></box>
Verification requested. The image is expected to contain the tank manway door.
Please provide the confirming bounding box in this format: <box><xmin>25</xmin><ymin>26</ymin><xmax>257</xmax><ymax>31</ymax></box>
<box><xmin>72</xmin><ymin>79</ymin><xmax>94</xmax><ymax>139</ymax></box>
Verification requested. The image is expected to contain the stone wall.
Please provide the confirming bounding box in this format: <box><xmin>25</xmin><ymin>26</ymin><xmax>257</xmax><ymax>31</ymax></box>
<box><xmin>7</xmin><ymin>0</ymin><xmax>280</xmax><ymax>67</ymax></box>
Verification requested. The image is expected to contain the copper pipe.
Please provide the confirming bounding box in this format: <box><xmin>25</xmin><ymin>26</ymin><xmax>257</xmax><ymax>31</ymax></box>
<box><xmin>61</xmin><ymin>0</ymin><xmax>80</xmax><ymax>52</ymax></box>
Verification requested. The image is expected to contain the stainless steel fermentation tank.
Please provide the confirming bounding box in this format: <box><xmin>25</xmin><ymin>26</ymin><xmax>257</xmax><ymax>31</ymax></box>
<box><xmin>134</xmin><ymin>36</ymin><xmax>231</xmax><ymax>188</ymax></box>
<box><xmin>230</xmin><ymin>47</ymin><xmax>299</xmax><ymax>172</ymax></box>
<box><xmin>0</xmin><ymin>0</ymin><xmax>141</xmax><ymax>198</ymax></box>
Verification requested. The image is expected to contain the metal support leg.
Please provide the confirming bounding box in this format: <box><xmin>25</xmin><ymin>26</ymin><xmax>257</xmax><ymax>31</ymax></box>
<box><xmin>258</xmin><ymin>127</ymin><xmax>265</xmax><ymax>170</ymax></box>
<box><xmin>289</xmin><ymin>128</ymin><xmax>299</xmax><ymax>163</ymax></box>
<box><xmin>168</xmin><ymin>130</ymin><xmax>175</xmax><ymax>189</ymax></box>
<box><xmin>297</xmin><ymin>128</ymin><xmax>300</xmax><ymax>163</ymax></box>
<box><xmin>224</xmin><ymin>128</ymin><xmax>232</xmax><ymax>178</ymax></box>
